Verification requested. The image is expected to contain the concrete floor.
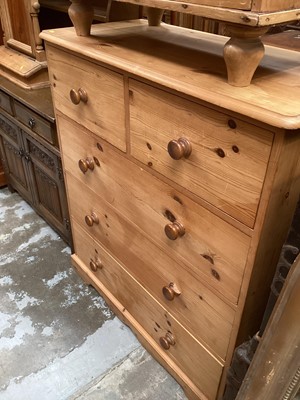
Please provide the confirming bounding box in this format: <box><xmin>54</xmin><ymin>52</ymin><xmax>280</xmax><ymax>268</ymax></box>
<box><xmin>0</xmin><ymin>187</ymin><xmax>187</xmax><ymax>400</ymax></box>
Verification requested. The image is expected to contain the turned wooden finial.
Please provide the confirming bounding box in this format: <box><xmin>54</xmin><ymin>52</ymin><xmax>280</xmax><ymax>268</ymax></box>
<box><xmin>30</xmin><ymin>1</ymin><xmax>46</xmax><ymax>61</ymax></box>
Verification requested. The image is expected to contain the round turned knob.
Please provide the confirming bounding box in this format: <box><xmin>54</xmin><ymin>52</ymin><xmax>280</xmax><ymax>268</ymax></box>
<box><xmin>159</xmin><ymin>332</ymin><xmax>175</xmax><ymax>350</ymax></box>
<box><xmin>78</xmin><ymin>157</ymin><xmax>95</xmax><ymax>173</ymax></box>
<box><xmin>85</xmin><ymin>212</ymin><xmax>99</xmax><ymax>227</ymax></box>
<box><xmin>167</xmin><ymin>138</ymin><xmax>192</xmax><ymax>160</ymax></box>
<box><xmin>70</xmin><ymin>88</ymin><xmax>88</xmax><ymax>105</ymax></box>
<box><xmin>90</xmin><ymin>258</ymin><xmax>103</xmax><ymax>272</ymax></box>
<box><xmin>164</xmin><ymin>221</ymin><xmax>185</xmax><ymax>240</ymax></box>
<box><xmin>162</xmin><ymin>282</ymin><xmax>181</xmax><ymax>301</ymax></box>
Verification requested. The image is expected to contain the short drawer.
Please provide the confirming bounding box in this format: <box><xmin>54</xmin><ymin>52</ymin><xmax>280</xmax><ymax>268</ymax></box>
<box><xmin>72</xmin><ymin>220</ymin><xmax>224</xmax><ymax>400</ymax></box>
<box><xmin>46</xmin><ymin>45</ymin><xmax>126</xmax><ymax>152</ymax></box>
<box><xmin>67</xmin><ymin>173</ymin><xmax>235</xmax><ymax>360</ymax></box>
<box><xmin>129</xmin><ymin>79</ymin><xmax>273</xmax><ymax>228</ymax></box>
<box><xmin>58</xmin><ymin>115</ymin><xmax>250</xmax><ymax>306</ymax></box>
<box><xmin>0</xmin><ymin>90</ymin><xmax>13</xmax><ymax>115</ymax></box>
<box><xmin>0</xmin><ymin>114</ymin><xmax>19</xmax><ymax>146</ymax></box>
<box><xmin>14</xmin><ymin>101</ymin><xmax>56</xmax><ymax>145</ymax></box>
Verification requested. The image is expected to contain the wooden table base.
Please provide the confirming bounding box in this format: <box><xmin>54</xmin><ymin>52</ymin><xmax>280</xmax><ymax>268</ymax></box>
<box><xmin>66</xmin><ymin>1</ymin><xmax>295</xmax><ymax>87</ymax></box>
<box><xmin>223</xmin><ymin>25</ymin><xmax>269</xmax><ymax>87</ymax></box>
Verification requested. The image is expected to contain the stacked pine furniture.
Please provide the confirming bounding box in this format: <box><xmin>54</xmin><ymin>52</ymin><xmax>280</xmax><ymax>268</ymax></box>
<box><xmin>41</xmin><ymin>3</ymin><xmax>300</xmax><ymax>399</ymax></box>
<box><xmin>0</xmin><ymin>0</ymin><xmax>141</xmax><ymax>245</ymax></box>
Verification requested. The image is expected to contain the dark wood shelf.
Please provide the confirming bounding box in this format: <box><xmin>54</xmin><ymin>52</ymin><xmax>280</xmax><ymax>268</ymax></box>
<box><xmin>39</xmin><ymin>0</ymin><xmax>140</xmax><ymax>23</ymax></box>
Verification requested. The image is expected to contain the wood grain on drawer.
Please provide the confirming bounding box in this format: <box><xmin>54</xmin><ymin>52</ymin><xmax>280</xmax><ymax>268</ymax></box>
<box><xmin>67</xmin><ymin>173</ymin><xmax>235</xmax><ymax>360</ymax></box>
<box><xmin>46</xmin><ymin>45</ymin><xmax>126</xmax><ymax>152</ymax></box>
<box><xmin>58</xmin><ymin>115</ymin><xmax>250</xmax><ymax>305</ymax></box>
<box><xmin>165</xmin><ymin>0</ymin><xmax>251</xmax><ymax>8</ymax></box>
<box><xmin>0</xmin><ymin>91</ymin><xmax>13</xmax><ymax>115</ymax></box>
<box><xmin>129</xmin><ymin>80</ymin><xmax>273</xmax><ymax>228</ymax></box>
<box><xmin>72</xmin><ymin>220</ymin><xmax>223</xmax><ymax>400</ymax></box>
<box><xmin>14</xmin><ymin>101</ymin><xmax>56</xmax><ymax>145</ymax></box>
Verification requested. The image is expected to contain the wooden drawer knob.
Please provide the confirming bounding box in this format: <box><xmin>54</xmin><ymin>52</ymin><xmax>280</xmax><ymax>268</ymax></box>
<box><xmin>85</xmin><ymin>212</ymin><xmax>99</xmax><ymax>227</ymax></box>
<box><xmin>70</xmin><ymin>88</ymin><xmax>88</xmax><ymax>105</ymax></box>
<box><xmin>78</xmin><ymin>157</ymin><xmax>94</xmax><ymax>173</ymax></box>
<box><xmin>164</xmin><ymin>221</ymin><xmax>185</xmax><ymax>240</ymax></box>
<box><xmin>167</xmin><ymin>138</ymin><xmax>192</xmax><ymax>160</ymax></box>
<box><xmin>159</xmin><ymin>332</ymin><xmax>175</xmax><ymax>350</ymax></box>
<box><xmin>162</xmin><ymin>282</ymin><xmax>181</xmax><ymax>301</ymax></box>
<box><xmin>90</xmin><ymin>258</ymin><xmax>103</xmax><ymax>272</ymax></box>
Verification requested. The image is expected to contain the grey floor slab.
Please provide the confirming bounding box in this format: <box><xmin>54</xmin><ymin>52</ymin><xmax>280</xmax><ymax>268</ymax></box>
<box><xmin>72</xmin><ymin>346</ymin><xmax>187</xmax><ymax>400</ymax></box>
<box><xmin>1</xmin><ymin>318</ymin><xmax>140</xmax><ymax>400</ymax></box>
<box><xmin>0</xmin><ymin>187</ymin><xmax>187</xmax><ymax>399</ymax></box>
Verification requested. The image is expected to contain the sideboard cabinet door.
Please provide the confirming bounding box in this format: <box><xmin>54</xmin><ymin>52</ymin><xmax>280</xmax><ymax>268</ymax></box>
<box><xmin>22</xmin><ymin>131</ymin><xmax>71</xmax><ymax>243</ymax></box>
<box><xmin>0</xmin><ymin>114</ymin><xmax>33</xmax><ymax>203</ymax></box>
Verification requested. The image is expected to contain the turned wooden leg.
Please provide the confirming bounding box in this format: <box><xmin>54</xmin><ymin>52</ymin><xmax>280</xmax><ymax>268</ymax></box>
<box><xmin>68</xmin><ymin>0</ymin><xmax>94</xmax><ymax>37</ymax></box>
<box><xmin>223</xmin><ymin>25</ymin><xmax>269</xmax><ymax>87</ymax></box>
<box><xmin>146</xmin><ymin>7</ymin><xmax>164</xmax><ymax>26</ymax></box>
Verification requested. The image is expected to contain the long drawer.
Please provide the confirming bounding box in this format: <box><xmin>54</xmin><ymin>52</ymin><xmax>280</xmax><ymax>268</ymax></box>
<box><xmin>46</xmin><ymin>45</ymin><xmax>126</xmax><ymax>151</ymax></box>
<box><xmin>58</xmin><ymin>114</ymin><xmax>250</xmax><ymax>305</ymax></box>
<box><xmin>14</xmin><ymin>100</ymin><xmax>56</xmax><ymax>145</ymax></box>
<box><xmin>129</xmin><ymin>79</ymin><xmax>273</xmax><ymax>228</ymax></box>
<box><xmin>67</xmin><ymin>172</ymin><xmax>235</xmax><ymax>360</ymax></box>
<box><xmin>72</xmin><ymin>220</ymin><xmax>224</xmax><ymax>400</ymax></box>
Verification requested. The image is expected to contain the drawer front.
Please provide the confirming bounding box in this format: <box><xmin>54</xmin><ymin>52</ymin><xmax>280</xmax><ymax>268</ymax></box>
<box><xmin>46</xmin><ymin>45</ymin><xmax>126</xmax><ymax>152</ymax></box>
<box><xmin>163</xmin><ymin>0</ymin><xmax>300</xmax><ymax>11</ymax></box>
<box><xmin>72</xmin><ymin>220</ymin><xmax>223</xmax><ymax>400</ymax></box>
<box><xmin>0</xmin><ymin>114</ymin><xmax>20</xmax><ymax>146</ymax></box>
<box><xmin>129</xmin><ymin>79</ymin><xmax>273</xmax><ymax>228</ymax></box>
<box><xmin>58</xmin><ymin>115</ymin><xmax>250</xmax><ymax>305</ymax></box>
<box><xmin>0</xmin><ymin>91</ymin><xmax>13</xmax><ymax>115</ymax></box>
<box><xmin>14</xmin><ymin>101</ymin><xmax>55</xmax><ymax>145</ymax></box>
<box><xmin>175</xmin><ymin>0</ymin><xmax>251</xmax><ymax>8</ymax></box>
<box><xmin>67</xmin><ymin>173</ymin><xmax>235</xmax><ymax>360</ymax></box>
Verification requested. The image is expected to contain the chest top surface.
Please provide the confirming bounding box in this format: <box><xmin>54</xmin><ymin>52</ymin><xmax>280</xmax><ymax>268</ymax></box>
<box><xmin>41</xmin><ymin>20</ymin><xmax>300</xmax><ymax>129</ymax></box>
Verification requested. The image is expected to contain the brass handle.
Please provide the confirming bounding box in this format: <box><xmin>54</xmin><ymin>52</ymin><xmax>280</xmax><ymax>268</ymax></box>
<box><xmin>28</xmin><ymin>118</ymin><xmax>36</xmax><ymax>129</ymax></box>
<box><xmin>85</xmin><ymin>212</ymin><xmax>99</xmax><ymax>227</ymax></box>
<box><xmin>78</xmin><ymin>157</ymin><xmax>94</xmax><ymax>173</ymax></box>
<box><xmin>70</xmin><ymin>88</ymin><xmax>88</xmax><ymax>105</ymax></box>
<box><xmin>90</xmin><ymin>258</ymin><xmax>103</xmax><ymax>272</ymax></box>
<box><xmin>164</xmin><ymin>221</ymin><xmax>185</xmax><ymax>240</ymax></box>
<box><xmin>159</xmin><ymin>332</ymin><xmax>175</xmax><ymax>350</ymax></box>
<box><xmin>167</xmin><ymin>138</ymin><xmax>192</xmax><ymax>160</ymax></box>
<box><xmin>162</xmin><ymin>282</ymin><xmax>181</xmax><ymax>301</ymax></box>
<box><xmin>18</xmin><ymin>148</ymin><xmax>24</xmax><ymax>157</ymax></box>
<box><xmin>24</xmin><ymin>153</ymin><xmax>31</xmax><ymax>163</ymax></box>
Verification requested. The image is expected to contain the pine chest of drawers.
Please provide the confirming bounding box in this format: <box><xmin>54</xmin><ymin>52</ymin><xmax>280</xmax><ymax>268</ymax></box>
<box><xmin>41</xmin><ymin>20</ymin><xmax>300</xmax><ymax>400</ymax></box>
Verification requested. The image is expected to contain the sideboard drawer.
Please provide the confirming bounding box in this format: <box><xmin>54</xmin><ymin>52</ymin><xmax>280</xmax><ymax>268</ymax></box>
<box><xmin>14</xmin><ymin>101</ymin><xmax>56</xmax><ymax>145</ymax></box>
<box><xmin>67</xmin><ymin>173</ymin><xmax>235</xmax><ymax>360</ymax></box>
<box><xmin>46</xmin><ymin>45</ymin><xmax>126</xmax><ymax>152</ymax></box>
<box><xmin>0</xmin><ymin>90</ymin><xmax>13</xmax><ymax>115</ymax></box>
<box><xmin>72</xmin><ymin>220</ymin><xmax>224</xmax><ymax>400</ymax></box>
<box><xmin>129</xmin><ymin>79</ymin><xmax>273</xmax><ymax>227</ymax></box>
<box><xmin>0</xmin><ymin>114</ymin><xmax>19</xmax><ymax>146</ymax></box>
<box><xmin>58</xmin><ymin>115</ymin><xmax>250</xmax><ymax>305</ymax></box>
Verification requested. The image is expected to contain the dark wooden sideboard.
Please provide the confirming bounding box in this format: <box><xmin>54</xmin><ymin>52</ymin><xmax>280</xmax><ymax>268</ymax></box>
<box><xmin>0</xmin><ymin>76</ymin><xmax>72</xmax><ymax>245</ymax></box>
